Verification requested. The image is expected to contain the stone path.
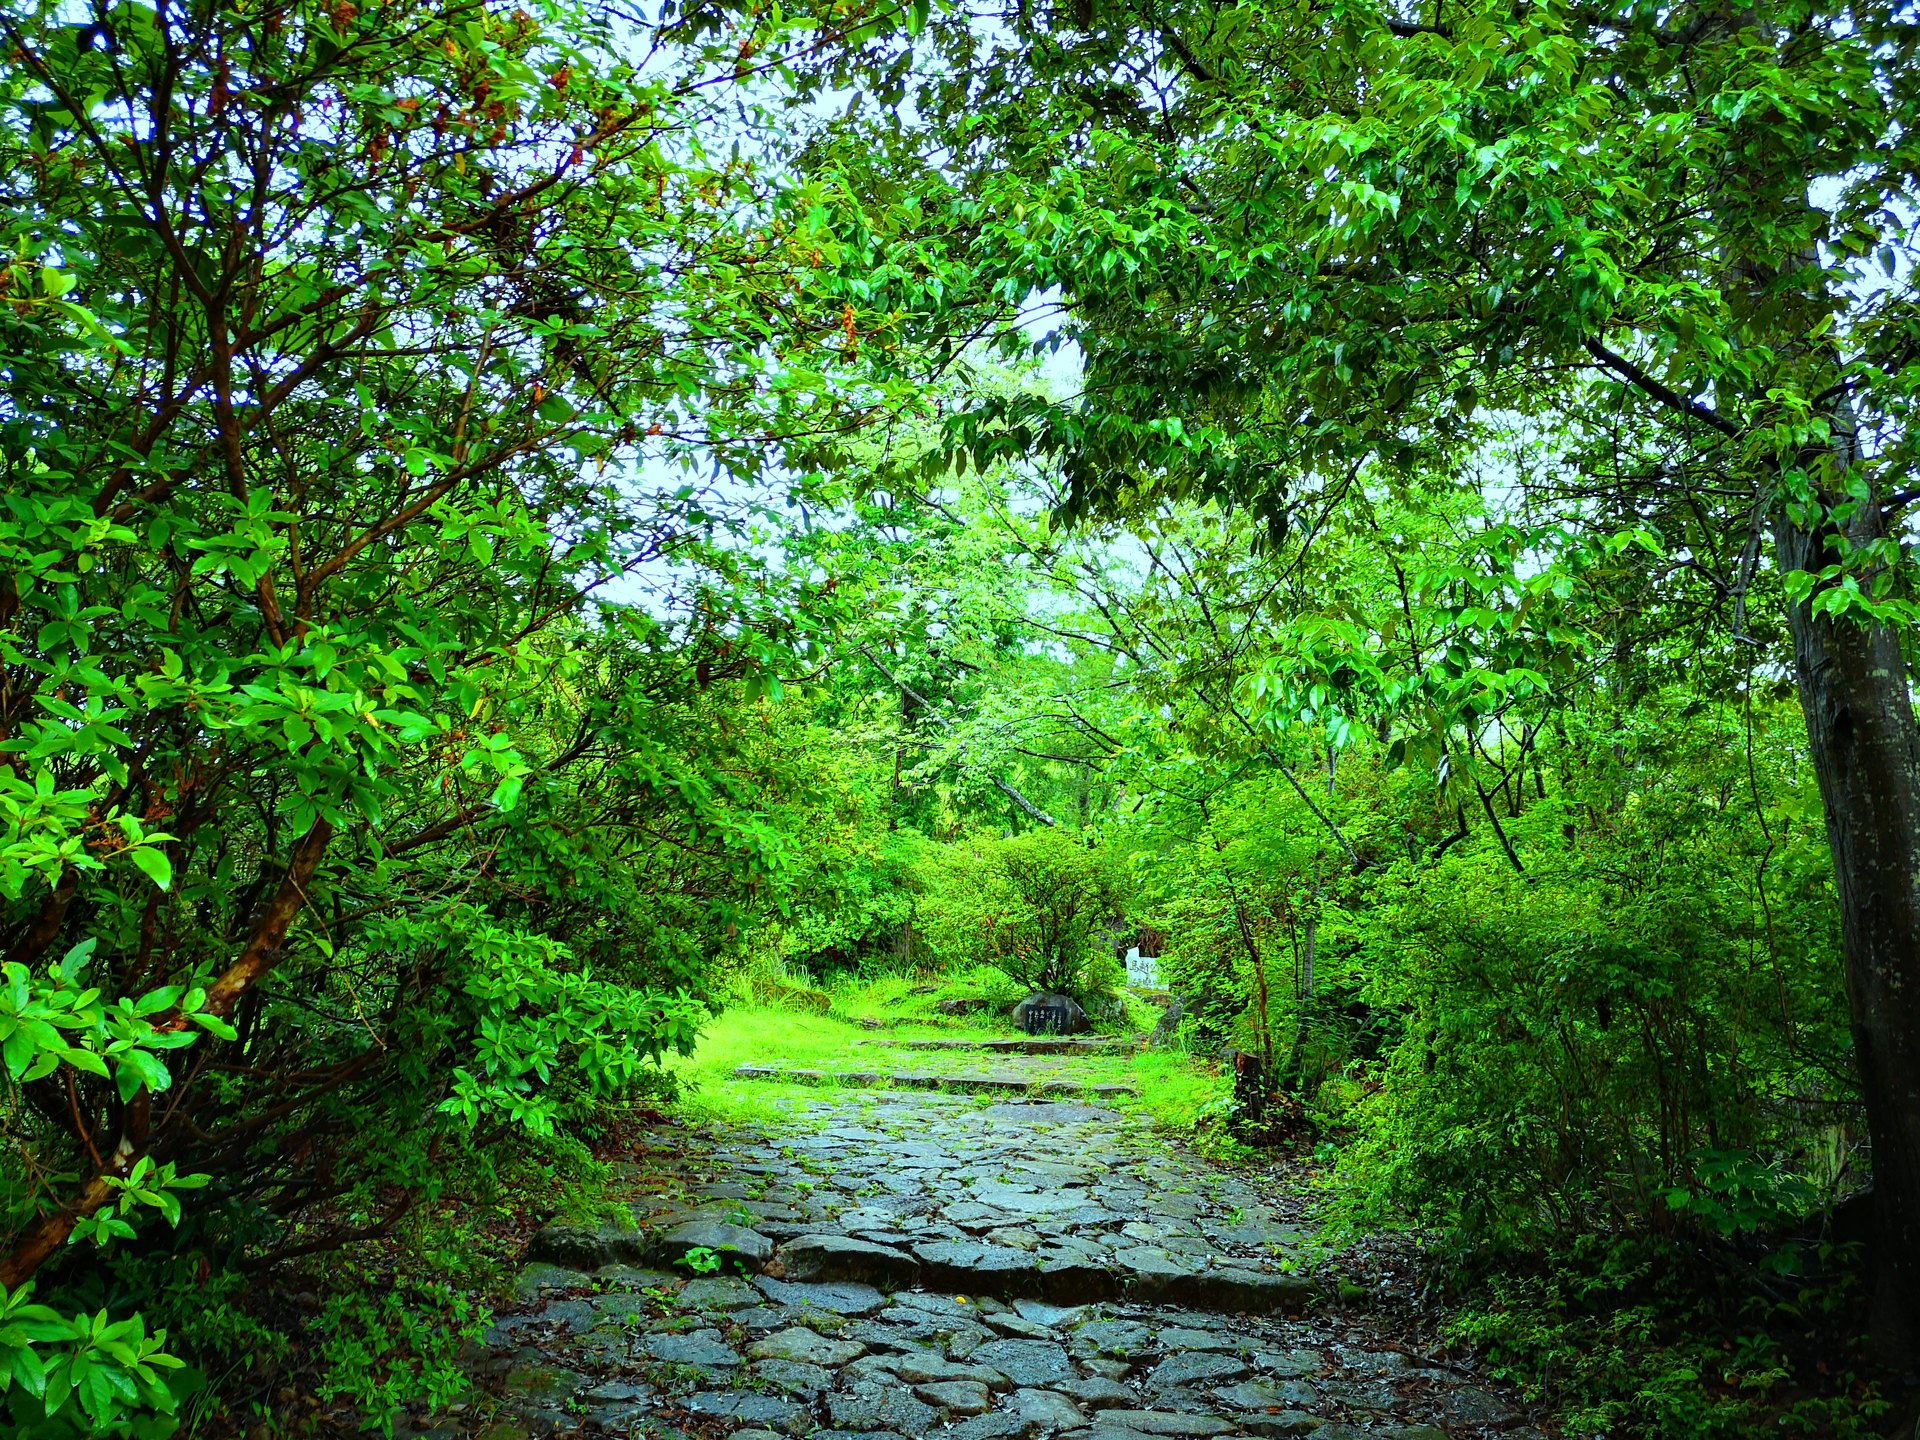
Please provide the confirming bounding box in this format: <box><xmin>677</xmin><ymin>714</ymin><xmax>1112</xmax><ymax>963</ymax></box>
<box><xmin>434</xmin><ymin>1086</ymin><xmax>1536</xmax><ymax>1440</ymax></box>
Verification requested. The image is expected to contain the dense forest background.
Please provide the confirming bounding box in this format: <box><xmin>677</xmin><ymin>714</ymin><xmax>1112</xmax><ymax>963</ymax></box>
<box><xmin>1</xmin><ymin>0</ymin><xmax>1916</xmax><ymax>1435</ymax></box>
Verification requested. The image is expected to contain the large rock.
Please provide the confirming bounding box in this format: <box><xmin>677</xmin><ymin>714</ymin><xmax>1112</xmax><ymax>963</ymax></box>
<box><xmin>524</xmin><ymin>1223</ymin><xmax>647</xmax><ymax>1270</ymax></box>
<box><xmin>1148</xmin><ymin>996</ymin><xmax>1186</xmax><ymax>1048</ymax></box>
<box><xmin>777</xmin><ymin>1233</ymin><xmax>920</xmax><ymax>1288</ymax></box>
<box><xmin>654</xmin><ymin>1219</ymin><xmax>773</xmax><ymax>1272</ymax></box>
<box><xmin>1015</xmin><ymin>993</ymin><xmax>1090</xmax><ymax>1036</ymax></box>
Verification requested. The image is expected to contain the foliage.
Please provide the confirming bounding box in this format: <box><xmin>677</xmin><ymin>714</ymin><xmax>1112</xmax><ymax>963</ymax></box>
<box><xmin>0</xmin><ymin>0</ymin><xmax>1909</xmax><ymax>1426</ymax></box>
<box><xmin>311</xmin><ymin>1283</ymin><xmax>481</xmax><ymax>1433</ymax></box>
<box><xmin>0</xmin><ymin>0</ymin><xmax>909</xmax><ymax>1423</ymax></box>
<box><xmin>1334</xmin><ymin>691</ymin><xmax>1849</xmax><ymax>1247</ymax></box>
<box><xmin>1440</xmin><ymin>1234</ymin><xmax>1885</xmax><ymax>1440</ymax></box>
<box><xmin>0</xmin><ymin>1282</ymin><xmax>187</xmax><ymax>1439</ymax></box>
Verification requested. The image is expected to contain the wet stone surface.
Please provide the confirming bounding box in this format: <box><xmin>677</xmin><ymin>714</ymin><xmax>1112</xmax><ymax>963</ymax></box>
<box><xmin>409</xmin><ymin>1087</ymin><xmax>1538</xmax><ymax>1439</ymax></box>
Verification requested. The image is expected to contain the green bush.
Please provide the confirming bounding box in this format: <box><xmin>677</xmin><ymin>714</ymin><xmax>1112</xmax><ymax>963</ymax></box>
<box><xmin>919</xmin><ymin>830</ymin><xmax>1128</xmax><ymax>999</ymax></box>
<box><xmin>1338</xmin><ymin>699</ymin><xmax>1851</xmax><ymax>1249</ymax></box>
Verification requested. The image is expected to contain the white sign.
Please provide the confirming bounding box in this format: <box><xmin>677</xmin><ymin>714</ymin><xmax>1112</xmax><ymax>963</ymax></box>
<box><xmin>1124</xmin><ymin>946</ymin><xmax>1159</xmax><ymax>987</ymax></box>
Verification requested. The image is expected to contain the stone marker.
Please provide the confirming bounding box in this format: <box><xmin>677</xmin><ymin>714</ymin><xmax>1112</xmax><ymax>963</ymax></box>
<box><xmin>1016</xmin><ymin>992</ymin><xmax>1090</xmax><ymax>1035</ymax></box>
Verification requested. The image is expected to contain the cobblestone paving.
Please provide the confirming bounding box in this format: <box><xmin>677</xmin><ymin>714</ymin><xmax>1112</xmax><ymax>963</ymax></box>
<box><xmin>432</xmin><ymin>1085</ymin><xmax>1538</xmax><ymax>1440</ymax></box>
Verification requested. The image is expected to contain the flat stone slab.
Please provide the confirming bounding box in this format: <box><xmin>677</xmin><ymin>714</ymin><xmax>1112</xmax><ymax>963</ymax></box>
<box><xmin>971</xmin><ymin>1338</ymin><xmax>1078</xmax><ymax>1387</ymax></box>
<box><xmin>747</xmin><ymin>1326</ymin><xmax>868</xmax><ymax>1367</ymax></box>
<box><xmin>753</xmin><ymin>1275</ymin><xmax>889</xmax><ymax>1315</ymax></box>
<box><xmin>1096</xmin><ymin>1412</ymin><xmax>1242</xmax><ymax>1435</ymax></box>
<box><xmin>685</xmin><ymin>1389</ymin><xmax>808</xmax><ymax>1425</ymax></box>
<box><xmin>642</xmin><ymin>1331</ymin><xmax>742</xmax><ymax>1367</ymax></box>
<box><xmin>1148</xmin><ymin>1350</ymin><xmax>1249</xmax><ymax>1389</ymax></box>
<box><xmin>982</xmin><ymin>1101</ymin><xmax>1122</xmax><ymax>1122</ymax></box>
<box><xmin>917</xmin><ymin>1378</ymin><xmax>996</xmax><ymax>1414</ymax></box>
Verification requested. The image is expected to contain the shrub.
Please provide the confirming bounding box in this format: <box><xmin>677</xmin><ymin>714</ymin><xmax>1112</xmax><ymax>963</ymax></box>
<box><xmin>919</xmin><ymin>829</ymin><xmax>1128</xmax><ymax>999</ymax></box>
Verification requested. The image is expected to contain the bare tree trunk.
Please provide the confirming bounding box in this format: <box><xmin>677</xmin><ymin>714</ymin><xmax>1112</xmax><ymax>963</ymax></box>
<box><xmin>1281</xmin><ymin>749</ymin><xmax>1333</xmax><ymax>1093</ymax></box>
<box><xmin>1775</xmin><ymin>508</ymin><xmax>1920</xmax><ymax>1361</ymax></box>
<box><xmin>0</xmin><ymin>819</ymin><xmax>333</xmax><ymax>1289</ymax></box>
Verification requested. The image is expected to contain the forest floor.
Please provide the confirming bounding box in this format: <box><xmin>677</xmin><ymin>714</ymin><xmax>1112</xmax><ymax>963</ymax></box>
<box><xmin>403</xmin><ymin>1006</ymin><xmax>1543</xmax><ymax>1440</ymax></box>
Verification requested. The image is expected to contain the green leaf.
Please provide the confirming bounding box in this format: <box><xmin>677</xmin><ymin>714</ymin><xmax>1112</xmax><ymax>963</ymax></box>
<box><xmin>127</xmin><ymin>847</ymin><xmax>172</xmax><ymax>892</ymax></box>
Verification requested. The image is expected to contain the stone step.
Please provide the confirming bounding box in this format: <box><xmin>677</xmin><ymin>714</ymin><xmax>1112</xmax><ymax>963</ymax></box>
<box><xmin>871</xmin><ymin>1036</ymin><xmax>1141</xmax><ymax>1055</ymax></box>
<box><xmin>526</xmin><ymin>1223</ymin><xmax>1319</xmax><ymax>1316</ymax></box>
<box><xmin>773</xmin><ymin>1231</ymin><xmax>1317</xmax><ymax>1313</ymax></box>
<box><xmin>730</xmin><ymin>1064</ymin><xmax>1136</xmax><ymax>1097</ymax></box>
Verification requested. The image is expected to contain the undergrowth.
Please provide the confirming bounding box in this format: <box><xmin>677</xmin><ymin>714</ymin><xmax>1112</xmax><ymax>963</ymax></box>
<box><xmin>1432</xmin><ymin>1233</ymin><xmax>1892</xmax><ymax>1439</ymax></box>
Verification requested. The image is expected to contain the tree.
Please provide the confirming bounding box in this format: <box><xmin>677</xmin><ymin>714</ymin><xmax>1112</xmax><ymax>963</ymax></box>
<box><xmin>0</xmin><ymin>0</ymin><xmax>901</xmax><ymax>1418</ymax></box>
<box><xmin>822</xmin><ymin>0</ymin><xmax>1920</xmax><ymax>1357</ymax></box>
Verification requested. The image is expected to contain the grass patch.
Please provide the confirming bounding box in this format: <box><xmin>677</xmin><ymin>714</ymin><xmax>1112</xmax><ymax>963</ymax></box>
<box><xmin>673</xmin><ymin>986</ymin><xmax>1233</xmax><ymax>1138</ymax></box>
<box><xmin>1122</xmin><ymin>1048</ymin><xmax>1230</xmax><ymax>1131</ymax></box>
<box><xmin>826</xmin><ymin>965</ymin><xmax>1027</xmax><ymax>1025</ymax></box>
<box><xmin>668</xmin><ymin>1001</ymin><xmax>959</xmax><ymax>1125</ymax></box>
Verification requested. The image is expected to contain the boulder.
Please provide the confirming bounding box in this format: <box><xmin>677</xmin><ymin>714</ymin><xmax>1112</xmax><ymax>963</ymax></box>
<box><xmin>1148</xmin><ymin>995</ymin><xmax>1186</xmax><ymax>1048</ymax></box>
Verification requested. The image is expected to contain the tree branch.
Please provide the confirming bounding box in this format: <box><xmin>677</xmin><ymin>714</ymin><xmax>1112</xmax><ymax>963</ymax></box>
<box><xmin>859</xmin><ymin>647</ymin><xmax>1057</xmax><ymax>826</ymax></box>
<box><xmin>1584</xmin><ymin>337</ymin><xmax>1742</xmax><ymax>438</ymax></box>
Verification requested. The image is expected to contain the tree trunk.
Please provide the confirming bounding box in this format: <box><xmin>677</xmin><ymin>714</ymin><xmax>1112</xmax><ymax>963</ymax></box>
<box><xmin>1774</xmin><ymin>510</ymin><xmax>1920</xmax><ymax>1361</ymax></box>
